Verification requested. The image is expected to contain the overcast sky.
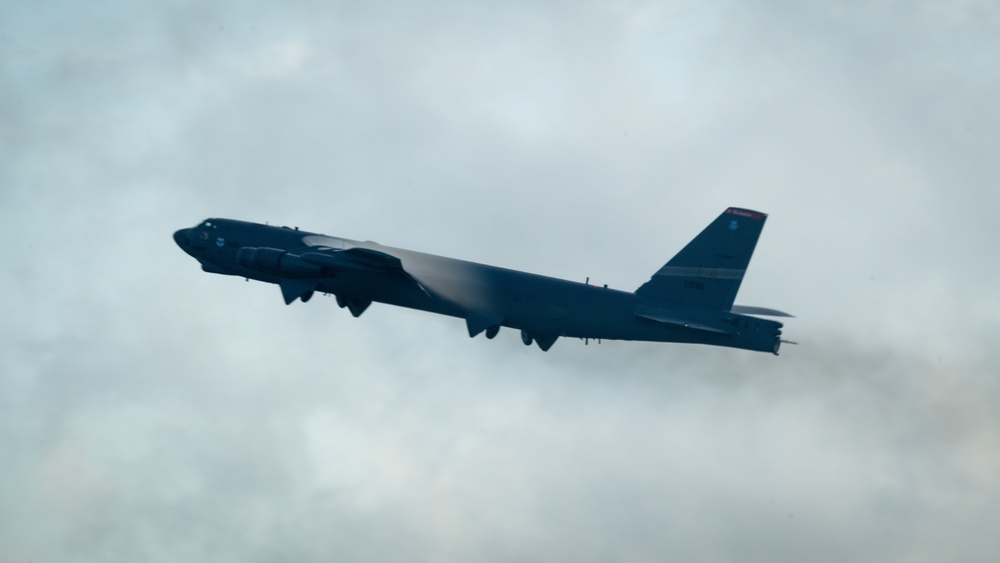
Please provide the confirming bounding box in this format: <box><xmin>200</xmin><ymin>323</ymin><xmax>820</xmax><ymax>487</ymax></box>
<box><xmin>3</xmin><ymin>1</ymin><xmax>999</xmax><ymax>561</ymax></box>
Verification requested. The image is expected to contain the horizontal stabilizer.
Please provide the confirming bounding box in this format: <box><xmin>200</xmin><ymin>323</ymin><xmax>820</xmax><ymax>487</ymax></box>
<box><xmin>729</xmin><ymin>305</ymin><xmax>794</xmax><ymax>317</ymax></box>
<box><xmin>634</xmin><ymin>304</ymin><xmax>735</xmax><ymax>334</ymax></box>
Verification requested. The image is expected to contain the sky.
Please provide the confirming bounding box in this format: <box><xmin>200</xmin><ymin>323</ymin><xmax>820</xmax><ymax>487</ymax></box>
<box><xmin>2</xmin><ymin>0</ymin><xmax>999</xmax><ymax>561</ymax></box>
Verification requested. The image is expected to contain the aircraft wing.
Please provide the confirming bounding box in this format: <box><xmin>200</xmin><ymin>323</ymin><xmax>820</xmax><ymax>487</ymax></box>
<box><xmin>301</xmin><ymin>247</ymin><xmax>401</xmax><ymax>272</ymax></box>
<box><xmin>299</xmin><ymin>247</ymin><xmax>429</xmax><ymax>295</ymax></box>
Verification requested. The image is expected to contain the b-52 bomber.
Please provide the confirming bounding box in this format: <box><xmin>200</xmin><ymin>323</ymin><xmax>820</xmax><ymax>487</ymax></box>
<box><xmin>174</xmin><ymin>207</ymin><xmax>792</xmax><ymax>354</ymax></box>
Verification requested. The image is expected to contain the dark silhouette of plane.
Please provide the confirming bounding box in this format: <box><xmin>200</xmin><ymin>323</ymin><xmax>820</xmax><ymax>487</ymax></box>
<box><xmin>174</xmin><ymin>207</ymin><xmax>791</xmax><ymax>353</ymax></box>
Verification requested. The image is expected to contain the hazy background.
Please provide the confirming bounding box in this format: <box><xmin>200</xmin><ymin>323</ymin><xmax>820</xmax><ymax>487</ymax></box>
<box><xmin>3</xmin><ymin>1</ymin><xmax>998</xmax><ymax>561</ymax></box>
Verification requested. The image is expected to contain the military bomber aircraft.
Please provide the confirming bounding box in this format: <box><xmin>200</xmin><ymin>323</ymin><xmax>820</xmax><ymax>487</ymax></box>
<box><xmin>174</xmin><ymin>207</ymin><xmax>792</xmax><ymax>354</ymax></box>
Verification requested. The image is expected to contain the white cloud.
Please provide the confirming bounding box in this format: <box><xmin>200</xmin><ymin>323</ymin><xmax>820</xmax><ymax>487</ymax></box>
<box><xmin>3</xmin><ymin>0</ymin><xmax>999</xmax><ymax>561</ymax></box>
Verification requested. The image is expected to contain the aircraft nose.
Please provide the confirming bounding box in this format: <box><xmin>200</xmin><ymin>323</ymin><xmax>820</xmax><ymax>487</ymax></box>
<box><xmin>174</xmin><ymin>228</ymin><xmax>190</xmax><ymax>248</ymax></box>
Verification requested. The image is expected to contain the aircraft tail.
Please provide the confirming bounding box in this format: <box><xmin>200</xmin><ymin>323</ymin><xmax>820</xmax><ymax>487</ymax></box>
<box><xmin>635</xmin><ymin>207</ymin><xmax>767</xmax><ymax>310</ymax></box>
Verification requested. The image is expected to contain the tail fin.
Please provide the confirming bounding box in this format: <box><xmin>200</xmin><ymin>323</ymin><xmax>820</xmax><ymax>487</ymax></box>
<box><xmin>635</xmin><ymin>207</ymin><xmax>767</xmax><ymax>310</ymax></box>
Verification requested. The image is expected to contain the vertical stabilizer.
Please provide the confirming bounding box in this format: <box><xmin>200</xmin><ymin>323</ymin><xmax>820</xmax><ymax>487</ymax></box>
<box><xmin>635</xmin><ymin>208</ymin><xmax>767</xmax><ymax>309</ymax></box>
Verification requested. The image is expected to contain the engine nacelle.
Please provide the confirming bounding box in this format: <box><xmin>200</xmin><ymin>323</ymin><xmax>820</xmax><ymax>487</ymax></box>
<box><xmin>236</xmin><ymin>247</ymin><xmax>322</xmax><ymax>277</ymax></box>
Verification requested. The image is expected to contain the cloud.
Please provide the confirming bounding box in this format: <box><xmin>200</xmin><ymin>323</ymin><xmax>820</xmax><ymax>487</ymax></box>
<box><xmin>3</xmin><ymin>0</ymin><xmax>999</xmax><ymax>561</ymax></box>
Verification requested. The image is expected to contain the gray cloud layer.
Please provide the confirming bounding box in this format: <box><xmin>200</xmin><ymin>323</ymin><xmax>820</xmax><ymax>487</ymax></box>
<box><xmin>3</xmin><ymin>1</ymin><xmax>999</xmax><ymax>561</ymax></box>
